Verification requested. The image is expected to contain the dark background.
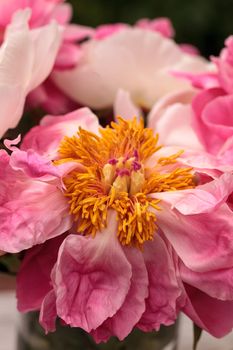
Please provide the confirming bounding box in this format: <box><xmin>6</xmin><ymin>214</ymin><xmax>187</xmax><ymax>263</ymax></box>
<box><xmin>69</xmin><ymin>0</ymin><xmax>233</xmax><ymax>58</ymax></box>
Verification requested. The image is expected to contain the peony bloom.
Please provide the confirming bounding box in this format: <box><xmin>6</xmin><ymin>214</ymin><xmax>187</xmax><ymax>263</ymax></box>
<box><xmin>190</xmin><ymin>36</ymin><xmax>233</xmax><ymax>156</ymax></box>
<box><xmin>1</xmin><ymin>108</ymin><xmax>231</xmax><ymax>340</ymax></box>
<box><xmin>0</xmin><ymin>0</ymin><xmax>94</xmax><ymax>115</ymax></box>
<box><xmin>166</xmin><ymin>35</ymin><xmax>233</xmax><ymax>158</ymax></box>
<box><xmin>0</xmin><ymin>9</ymin><xmax>61</xmax><ymax>138</ymax></box>
<box><xmin>52</xmin><ymin>26</ymin><xmax>210</xmax><ymax>111</ymax></box>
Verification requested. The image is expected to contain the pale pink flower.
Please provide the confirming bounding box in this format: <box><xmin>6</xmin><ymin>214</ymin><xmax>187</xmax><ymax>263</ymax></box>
<box><xmin>1</xmin><ymin>108</ymin><xmax>231</xmax><ymax>340</ymax></box>
<box><xmin>0</xmin><ymin>9</ymin><xmax>61</xmax><ymax>138</ymax></box>
<box><xmin>0</xmin><ymin>0</ymin><xmax>94</xmax><ymax>114</ymax></box>
<box><xmin>0</xmin><ymin>0</ymin><xmax>89</xmax><ymax>70</ymax></box>
<box><xmin>52</xmin><ymin>27</ymin><xmax>209</xmax><ymax>110</ymax></box>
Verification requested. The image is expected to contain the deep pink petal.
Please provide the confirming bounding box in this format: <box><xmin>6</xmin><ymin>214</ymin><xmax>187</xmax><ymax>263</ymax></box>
<box><xmin>137</xmin><ymin>234</ymin><xmax>183</xmax><ymax>331</ymax></box>
<box><xmin>17</xmin><ymin>235</ymin><xmax>65</xmax><ymax>312</ymax></box>
<box><xmin>52</xmin><ymin>213</ymin><xmax>132</xmax><ymax>332</ymax></box>
<box><xmin>40</xmin><ymin>290</ymin><xmax>57</xmax><ymax>333</ymax></box>
<box><xmin>92</xmin><ymin>247</ymin><xmax>148</xmax><ymax>342</ymax></box>
<box><xmin>183</xmin><ymin>283</ymin><xmax>233</xmax><ymax>337</ymax></box>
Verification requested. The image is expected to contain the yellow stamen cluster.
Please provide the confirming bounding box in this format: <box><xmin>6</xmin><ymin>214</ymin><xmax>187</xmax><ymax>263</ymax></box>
<box><xmin>56</xmin><ymin>118</ymin><xmax>195</xmax><ymax>247</ymax></box>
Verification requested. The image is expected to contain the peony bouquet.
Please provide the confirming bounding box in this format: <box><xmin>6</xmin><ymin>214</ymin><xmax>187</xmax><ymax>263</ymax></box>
<box><xmin>1</xmin><ymin>1</ymin><xmax>233</xmax><ymax>349</ymax></box>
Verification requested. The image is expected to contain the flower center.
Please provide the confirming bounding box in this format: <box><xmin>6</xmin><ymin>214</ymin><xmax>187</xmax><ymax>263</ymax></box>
<box><xmin>56</xmin><ymin>118</ymin><xmax>195</xmax><ymax>247</ymax></box>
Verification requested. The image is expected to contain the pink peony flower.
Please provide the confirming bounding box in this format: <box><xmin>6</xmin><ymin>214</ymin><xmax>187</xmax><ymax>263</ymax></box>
<box><xmin>189</xmin><ymin>37</ymin><xmax>233</xmax><ymax>156</ymax></box>
<box><xmin>0</xmin><ymin>9</ymin><xmax>61</xmax><ymax>138</ymax></box>
<box><xmin>0</xmin><ymin>0</ymin><xmax>94</xmax><ymax>115</ymax></box>
<box><xmin>52</xmin><ymin>26</ymin><xmax>209</xmax><ymax>110</ymax></box>
<box><xmin>2</xmin><ymin>108</ymin><xmax>232</xmax><ymax>340</ymax></box>
<box><xmin>149</xmin><ymin>36</ymin><xmax>233</xmax><ymax>160</ymax></box>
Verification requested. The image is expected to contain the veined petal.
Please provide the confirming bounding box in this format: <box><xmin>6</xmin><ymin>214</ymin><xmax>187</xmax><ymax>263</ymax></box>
<box><xmin>52</xmin><ymin>212</ymin><xmax>132</xmax><ymax>332</ymax></box>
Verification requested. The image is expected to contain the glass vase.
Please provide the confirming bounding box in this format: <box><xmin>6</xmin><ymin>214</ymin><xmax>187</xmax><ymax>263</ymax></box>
<box><xmin>17</xmin><ymin>312</ymin><xmax>178</xmax><ymax>350</ymax></box>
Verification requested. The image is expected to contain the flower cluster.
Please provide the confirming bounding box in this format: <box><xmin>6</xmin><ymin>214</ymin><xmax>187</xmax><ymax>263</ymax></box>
<box><xmin>1</xmin><ymin>0</ymin><xmax>233</xmax><ymax>345</ymax></box>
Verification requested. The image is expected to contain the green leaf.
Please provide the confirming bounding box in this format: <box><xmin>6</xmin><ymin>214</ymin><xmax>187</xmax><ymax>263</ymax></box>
<box><xmin>193</xmin><ymin>323</ymin><xmax>202</xmax><ymax>350</ymax></box>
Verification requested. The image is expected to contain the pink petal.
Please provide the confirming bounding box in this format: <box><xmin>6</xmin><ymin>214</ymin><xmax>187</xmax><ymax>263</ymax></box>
<box><xmin>136</xmin><ymin>18</ymin><xmax>175</xmax><ymax>38</ymax></box>
<box><xmin>0</xmin><ymin>9</ymin><xmax>61</xmax><ymax>137</ymax></box>
<box><xmin>156</xmin><ymin>200</ymin><xmax>233</xmax><ymax>272</ymax></box>
<box><xmin>21</xmin><ymin>107</ymin><xmax>99</xmax><ymax>158</ymax></box>
<box><xmin>179</xmin><ymin>44</ymin><xmax>200</xmax><ymax>56</ymax></box>
<box><xmin>27</xmin><ymin>79</ymin><xmax>78</xmax><ymax>115</ymax></box>
<box><xmin>53</xmin><ymin>28</ymin><xmax>208</xmax><ymax>109</ymax></box>
<box><xmin>150</xmin><ymin>101</ymin><xmax>203</xmax><ymax>150</ymax></box>
<box><xmin>137</xmin><ymin>234</ymin><xmax>183</xmax><ymax>331</ymax></box>
<box><xmin>183</xmin><ymin>283</ymin><xmax>233</xmax><ymax>337</ymax></box>
<box><xmin>154</xmin><ymin>173</ymin><xmax>233</xmax><ymax>215</ymax></box>
<box><xmin>92</xmin><ymin>247</ymin><xmax>148</xmax><ymax>342</ymax></box>
<box><xmin>94</xmin><ymin>23</ymin><xmax>128</xmax><ymax>40</ymax></box>
<box><xmin>180</xmin><ymin>262</ymin><xmax>233</xmax><ymax>301</ymax></box>
<box><xmin>40</xmin><ymin>290</ymin><xmax>57</xmax><ymax>333</ymax></box>
<box><xmin>62</xmin><ymin>24</ymin><xmax>94</xmax><ymax>42</ymax></box>
<box><xmin>17</xmin><ymin>235</ymin><xmax>65</xmax><ymax>312</ymax></box>
<box><xmin>10</xmin><ymin>149</ymin><xmax>59</xmax><ymax>179</ymax></box>
<box><xmin>52</xmin><ymin>212</ymin><xmax>132</xmax><ymax>332</ymax></box>
<box><xmin>0</xmin><ymin>150</ymin><xmax>71</xmax><ymax>253</ymax></box>
<box><xmin>55</xmin><ymin>43</ymin><xmax>82</xmax><ymax>70</ymax></box>
<box><xmin>52</xmin><ymin>3</ymin><xmax>72</xmax><ymax>25</ymax></box>
<box><xmin>192</xmin><ymin>87</ymin><xmax>226</xmax><ymax>154</ymax></box>
<box><xmin>114</xmin><ymin>89</ymin><xmax>141</xmax><ymax>121</ymax></box>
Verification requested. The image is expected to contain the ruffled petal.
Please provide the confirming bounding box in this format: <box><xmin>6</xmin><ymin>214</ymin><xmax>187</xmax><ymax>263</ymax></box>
<box><xmin>0</xmin><ymin>150</ymin><xmax>71</xmax><ymax>253</ymax></box>
<box><xmin>52</xmin><ymin>212</ymin><xmax>132</xmax><ymax>332</ymax></box>
<box><xmin>137</xmin><ymin>234</ymin><xmax>183</xmax><ymax>331</ymax></box>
